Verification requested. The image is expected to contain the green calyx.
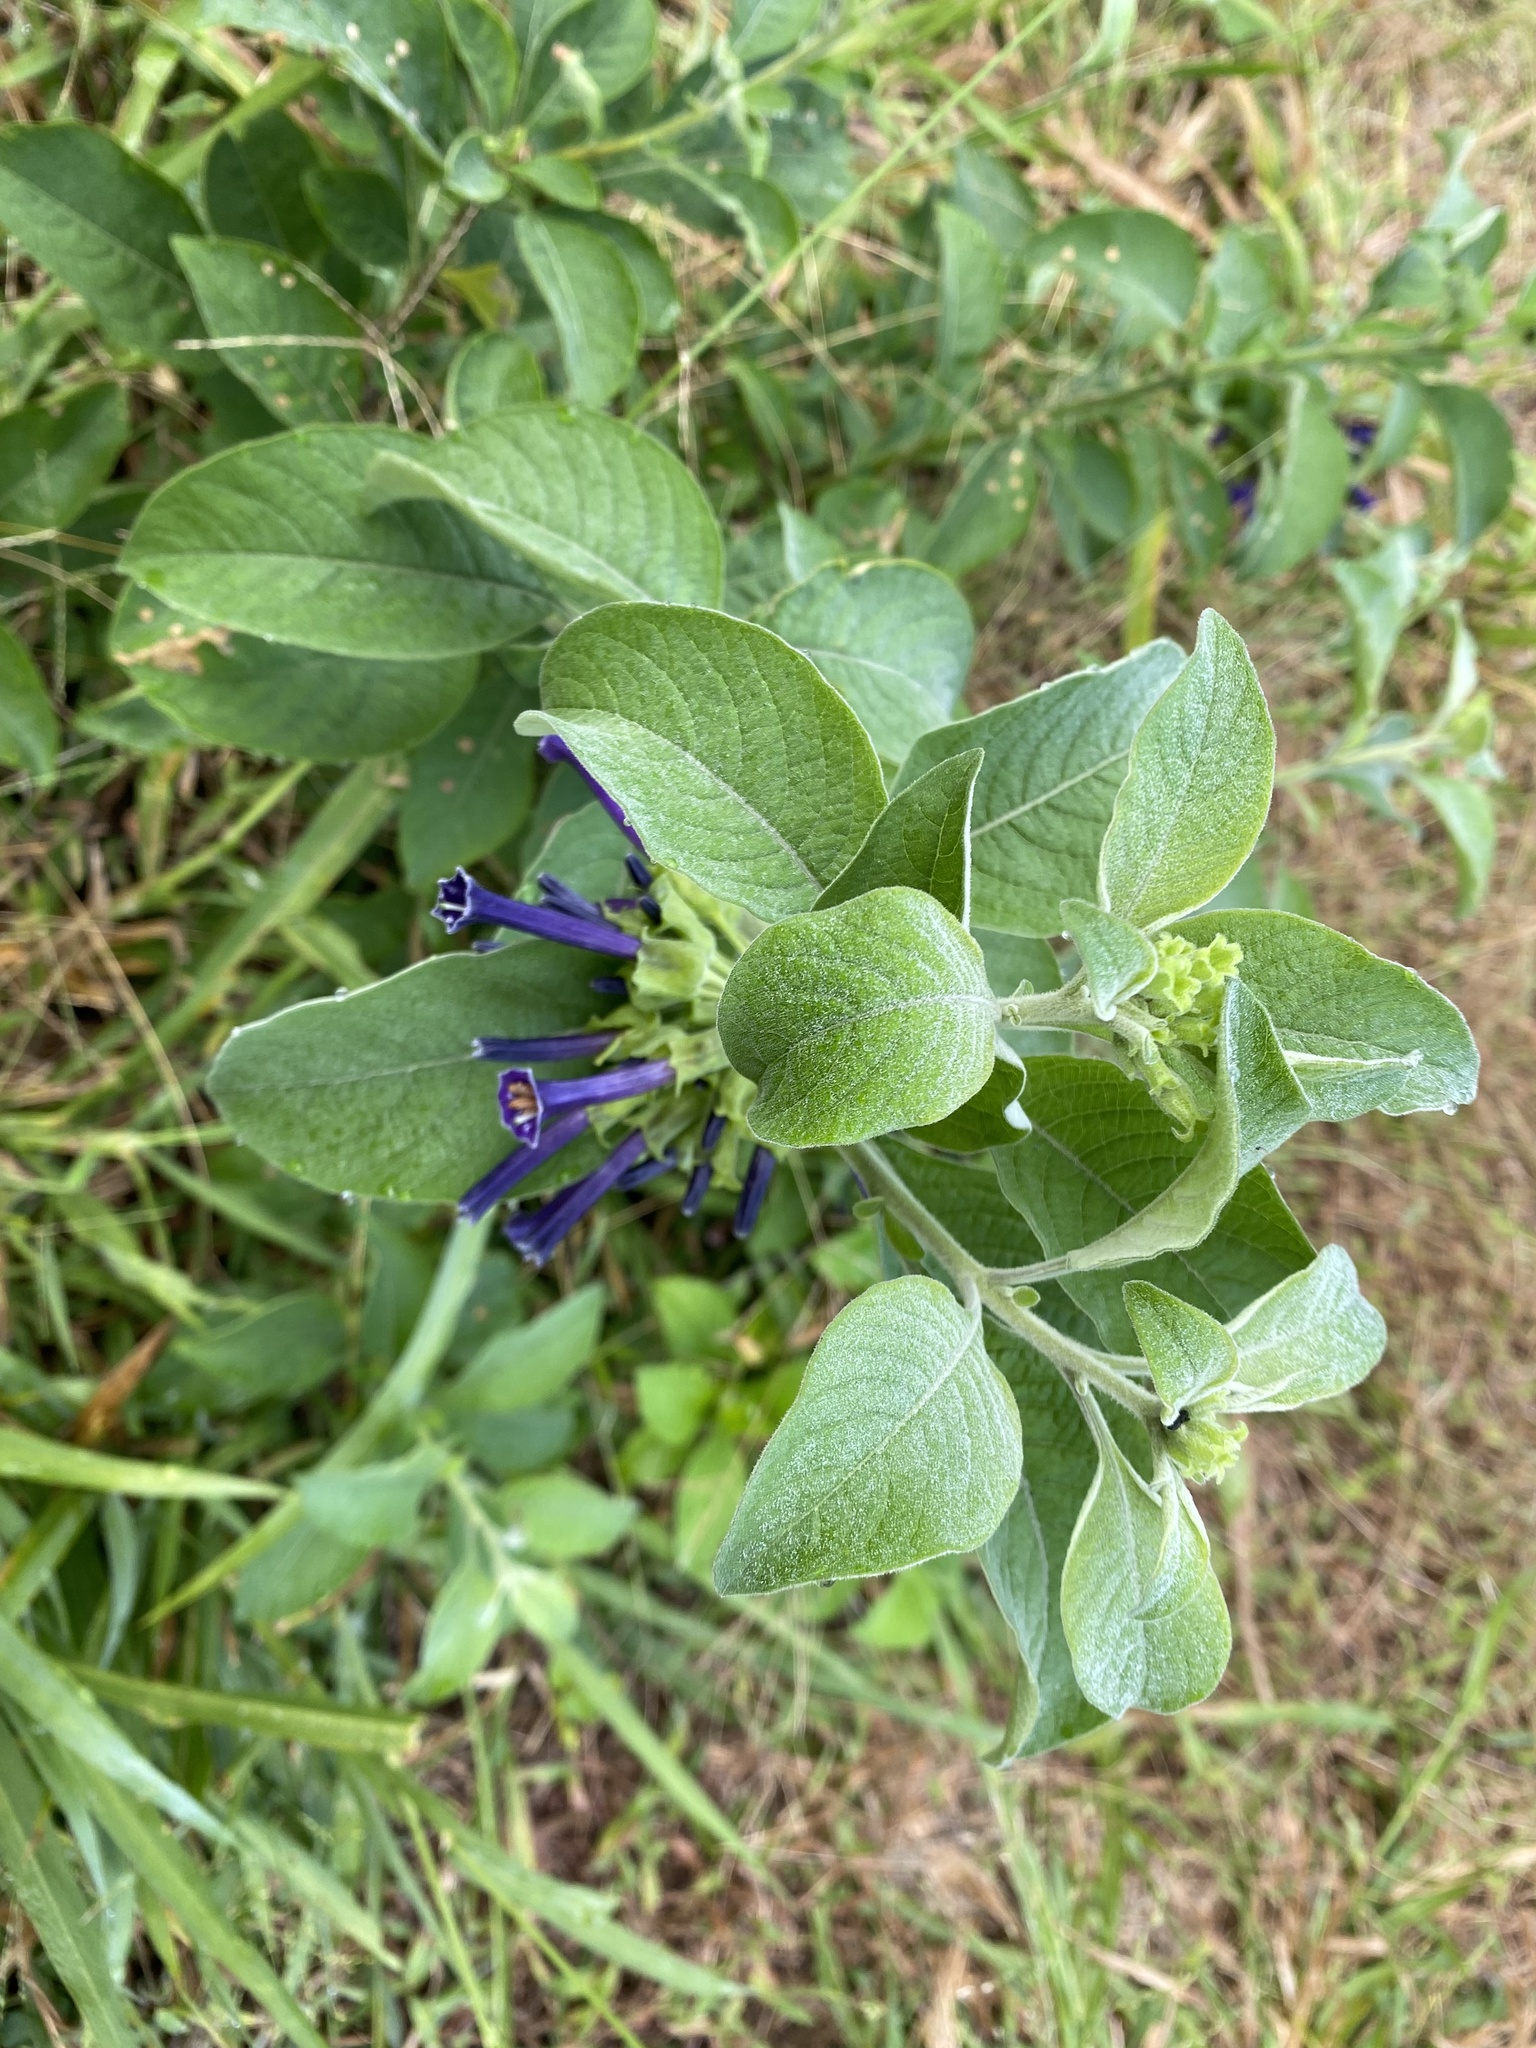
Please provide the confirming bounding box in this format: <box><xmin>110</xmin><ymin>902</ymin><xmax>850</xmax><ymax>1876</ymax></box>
<box><xmin>1119</xmin><ymin>931</ymin><xmax>1243</xmax><ymax>1137</ymax></box>
<box><xmin>1161</xmin><ymin>1404</ymin><xmax>1248</xmax><ymax>1484</ymax></box>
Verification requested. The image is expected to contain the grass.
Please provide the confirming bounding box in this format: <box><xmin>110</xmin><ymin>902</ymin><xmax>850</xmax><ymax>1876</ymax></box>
<box><xmin>4</xmin><ymin>0</ymin><xmax>1536</xmax><ymax>2041</ymax></box>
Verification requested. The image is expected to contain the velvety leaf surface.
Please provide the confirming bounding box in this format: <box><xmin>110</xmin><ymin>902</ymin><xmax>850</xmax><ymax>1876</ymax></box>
<box><xmin>718</xmin><ymin>888</ymin><xmax>996</xmax><ymax>1145</ymax></box>
<box><xmin>713</xmin><ymin>1278</ymin><xmax>1021</xmax><ymax>1593</ymax></box>
<box><xmin>814</xmin><ymin>750</ymin><xmax>981</xmax><ymax>920</ymax></box>
<box><xmin>525</xmin><ymin>604</ymin><xmax>885</xmax><ymax>919</ymax></box>
<box><xmin>1223</xmin><ymin>1245</ymin><xmax>1387</xmax><ymax>1410</ymax></box>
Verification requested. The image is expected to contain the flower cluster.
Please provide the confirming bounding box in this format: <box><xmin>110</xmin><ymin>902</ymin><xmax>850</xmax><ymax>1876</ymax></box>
<box><xmin>435</xmin><ymin>783</ymin><xmax>776</xmax><ymax>1264</ymax></box>
<box><xmin>1119</xmin><ymin>931</ymin><xmax>1243</xmax><ymax>1138</ymax></box>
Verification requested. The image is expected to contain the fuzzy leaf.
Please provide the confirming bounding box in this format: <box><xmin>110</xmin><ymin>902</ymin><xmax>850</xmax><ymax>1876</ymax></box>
<box><xmin>718</xmin><ymin>887</ymin><xmax>996</xmax><ymax>1146</ymax></box>
<box><xmin>1223</xmin><ymin>1245</ymin><xmax>1386</xmax><ymax>1410</ymax></box>
<box><xmin>1059</xmin><ymin>898</ymin><xmax>1156</xmax><ymax>1019</ymax></box>
<box><xmin>713</xmin><ymin>1278</ymin><xmax>1021</xmax><ymax>1593</ymax></box>
<box><xmin>815</xmin><ymin>750</ymin><xmax>980</xmax><ymax>921</ymax></box>
<box><xmin>1122</xmin><ymin>1282</ymin><xmax>1237</xmax><ymax>1418</ymax></box>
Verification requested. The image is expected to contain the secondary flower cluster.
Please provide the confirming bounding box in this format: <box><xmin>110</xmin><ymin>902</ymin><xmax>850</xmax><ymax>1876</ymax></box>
<box><xmin>435</xmin><ymin>761</ymin><xmax>774</xmax><ymax>1265</ymax></box>
<box><xmin>1119</xmin><ymin>931</ymin><xmax>1243</xmax><ymax>1138</ymax></box>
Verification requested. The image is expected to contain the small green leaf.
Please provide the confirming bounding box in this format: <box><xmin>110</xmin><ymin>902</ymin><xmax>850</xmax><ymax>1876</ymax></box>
<box><xmin>121</xmin><ymin>426</ymin><xmax>549</xmax><ymax>659</ymax></box>
<box><xmin>906</xmin><ymin>1044</ymin><xmax>1027</xmax><ymax>1152</ymax></box>
<box><xmin>0</xmin><ymin>122</ymin><xmax>199</xmax><ymax>354</ymax></box>
<box><xmin>173</xmin><ymin>235</ymin><xmax>364</xmax><ymax>424</ymax></box>
<box><xmin>0</xmin><ymin>622</ymin><xmax>58</xmax><ymax>780</ymax></box>
<box><xmin>920</xmin><ymin>435</ymin><xmax>1038</xmax><ymax>578</ymax></box>
<box><xmin>1161</xmin><ymin>432</ymin><xmax>1230</xmax><ymax>572</ymax></box>
<box><xmin>361</xmin><ymin>404</ymin><xmax>723</xmax><ymax>609</ymax></box>
<box><xmin>525</xmin><ymin>603</ymin><xmax>885</xmax><ymax>920</ymax></box>
<box><xmin>713</xmin><ymin>1277</ymin><xmax>1021</xmax><ymax>1593</ymax></box>
<box><xmin>1231</xmin><ymin>375</ymin><xmax>1351</xmax><ymax>578</ymax></box>
<box><xmin>936</xmin><ymin>202</ymin><xmax>1004</xmax><ymax>369</ymax></box>
<box><xmin>445</xmin><ymin>332</ymin><xmax>545</xmax><ymax>427</ymax></box>
<box><xmin>1122</xmin><ymin>1281</ymin><xmax>1237</xmax><ymax>1417</ymax></box>
<box><xmin>1059</xmin><ymin>898</ymin><xmax>1156</xmax><ymax>1019</ymax></box>
<box><xmin>1201</xmin><ymin>227</ymin><xmax>1276</xmax><ymax>355</ymax></box>
<box><xmin>950</xmin><ymin>144</ymin><xmax>1036</xmax><ymax>263</ymax></box>
<box><xmin>674</xmin><ymin>1428</ymin><xmax>748</xmax><ymax>1583</ymax></box>
<box><xmin>205</xmin><ymin>111</ymin><xmax>326</xmax><ymax>261</ymax></box>
<box><xmin>404</xmin><ymin>1556</ymin><xmax>505</xmax><ymax>1704</ymax></box>
<box><xmin>653</xmin><ymin>1275</ymin><xmax>737</xmax><ymax>1355</ymax></box>
<box><xmin>1423</xmin><ymin>383</ymin><xmax>1513</xmax><ymax>547</ymax></box>
<box><xmin>208</xmin><ymin>938</ymin><xmax>608</xmax><ymax>1201</ymax></box>
<box><xmin>1223</xmin><ymin>1245</ymin><xmax>1386</xmax><ymax>1410</ymax></box>
<box><xmin>297</xmin><ymin>1445</ymin><xmax>447</xmax><ymax>1547</ymax></box>
<box><xmin>1030</xmin><ymin>209</ymin><xmax>1201</xmax><ymax>339</ymax></box>
<box><xmin>815</xmin><ymin>750</ymin><xmax>980</xmax><ymax>921</ymax></box>
<box><xmin>0</xmin><ymin>383</ymin><xmax>129</xmax><ymax>529</ymax></box>
<box><xmin>496</xmin><ymin>1469</ymin><xmax>638</xmax><ymax>1561</ymax></box>
<box><xmin>516</xmin><ymin>213</ymin><xmax>641</xmax><ymax>406</ymax></box>
<box><xmin>636</xmin><ymin>1363</ymin><xmax>717</xmax><ymax>1447</ymax></box>
<box><xmin>898</xmin><ymin>641</ymin><xmax>1182</xmax><ymax>935</ymax></box>
<box><xmin>762</xmin><ymin>559</ymin><xmax>974</xmax><ymax>765</ymax></box>
<box><xmin>719</xmin><ymin>887</ymin><xmax>996</xmax><ymax>1146</ymax></box>
<box><xmin>1412</xmin><ymin>769</ymin><xmax>1496</xmax><ymax>915</ymax></box>
<box><xmin>852</xmin><ymin>1565</ymin><xmax>943</xmax><ymax>1649</ymax></box>
<box><xmin>447</xmin><ymin>1285</ymin><xmax>606</xmax><ymax>1413</ymax></box>
<box><xmin>443</xmin><ymin>0</ymin><xmax>520</xmax><ymax>126</ymax></box>
<box><xmin>1098</xmin><ymin>610</ymin><xmax>1275</xmax><ymax>928</ymax></box>
<box><xmin>730</xmin><ymin>0</ymin><xmax>820</xmax><ymax>62</ymax></box>
<box><xmin>1173</xmin><ymin>908</ymin><xmax>1478</xmax><ymax>1118</ymax></box>
<box><xmin>980</xmin><ymin>1477</ymin><xmax>1048</xmax><ymax>1744</ymax></box>
<box><xmin>1060</xmin><ymin>1405</ymin><xmax>1231</xmax><ymax>1716</ymax></box>
<box><xmin>398</xmin><ymin>662</ymin><xmax>537</xmax><ymax>885</ymax></box>
<box><xmin>301</xmin><ymin>164</ymin><xmax>409</xmax><ymax>272</ymax></box>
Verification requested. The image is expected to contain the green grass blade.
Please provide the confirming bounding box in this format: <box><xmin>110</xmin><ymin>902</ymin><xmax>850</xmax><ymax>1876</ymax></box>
<box><xmin>65</xmin><ymin>1664</ymin><xmax>421</xmax><ymax>1754</ymax></box>
<box><xmin>0</xmin><ymin>1429</ymin><xmax>282</xmax><ymax>1499</ymax></box>
<box><xmin>146</xmin><ymin>1153</ymin><xmax>345</xmax><ymax>1267</ymax></box>
<box><xmin>0</xmin><ymin>1722</ymin><xmax>141</xmax><ymax>2048</ymax></box>
<box><xmin>233</xmin><ymin>1815</ymin><xmax>399</xmax><ymax>1968</ymax></box>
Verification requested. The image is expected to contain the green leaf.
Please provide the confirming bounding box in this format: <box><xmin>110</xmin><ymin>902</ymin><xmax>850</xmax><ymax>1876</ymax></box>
<box><xmin>1231</xmin><ymin>375</ymin><xmax>1351</xmax><ymax>578</ymax></box>
<box><xmin>0</xmin><ymin>382</ymin><xmax>129</xmax><ymax>529</ymax></box>
<box><xmin>936</xmin><ymin>201</ymin><xmax>1004</xmax><ymax>369</ymax></box>
<box><xmin>950</xmin><ymin>144</ymin><xmax>1036</xmax><ymax>263</ymax></box>
<box><xmin>1173</xmin><ymin>909</ymin><xmax>1478</xmax><ymax>1117</ymax></box>
<box><xmin>730</xmin><ymin>0</ymin><xmax>820</xmax><ymax>62</ymax></box>
<box><xmin>159</xmin><ymin>1293</ymin><xmax>345</xmax><ymax>1412</ymax></box>
<box><xmin>1161</xmin><ymin>432</ymin><xmax>1229</xmax><ymax>572</ymax></box>
<box><xmin>713</xmin><ymin>1277</ymin><xmax>1021</xmax><ymax>1593</ymax></box>
<box><xmin>524</xmin><ymin>603</ymin><xmax>884</xmax><ymax>920</ymax></box>
<box><xmin>674</xmin><ymin>1428</ymin><xmax>748</xmax><ymax>1582</ymax></box>
<box><xmin>204</xmin><ymin>111</ymin><xmax>325</xmax><ymax>261</ymax></box>
<box><xmin>1098</xmin><ymin>610</ymin><xmax>1274</xmax><ymax>928</ymax></box>
<box><xmin>906</xmin><ymin>1043</ymin><xmax>1027</xmax><ymax>1152</ymax></box>
<box><xmin>235</xmin><ymin>1516</ymin><xmax>369</xmax><ymax>1623</ymax></box>
<box><xmin>516</xmin><ymin>213</ymin><xmax>642</xmax><ymax>406</ymax></box>
<box><xmin>1330</xmin><ymin>528</ymin><xmax>1424</xmax><ymax>724</ymax></box>
<box><xmin>718</xmin><ymin>887</ymin><xmax>996</xmax><ymax>1146</ymax></box>
<box><xmin>445</xmin><ymin>331</ymin><xmax>545</xmax><ymax>427</ymax></box>
<box><xmin>497</xmin><ymin>1469</ymin><xmax>638</xmax><ymax>1561</ymax></box>
<box><xmin>0</xmin><ymin>622</ymin><xmax>58</xmax><ymax>780</ymax></box>
<box><xmin>173</xmin><ymin>234</ymin><xmax>363</xmax><ymax>425</ymax></box>
<box><xmin>1411</xmin><ymin>770</ymin><xmax>1496</xmax><ymax>915</ymax></box>
<box><xmin>121</xmin><ymin>426</ymin><xmax>549</xmax><ymax>659</ymax></box>
<box><xmin>1223</xmin><ymin>1244</ymin><xmax>1386</xmax><ymax>1410</ymax></box>
<box><xmin>297</xmin><ymin>1444</ymin><xmax>447</xmax><ymax>1546</ymax></box>
<box><xmin>360</xmin><ymin>404</ymin><xmax>723</xmax><ymax>609</ymax></box>
<box><xmin>1423</xmin><ymin>384</ymin><xmax>1513</xmax><ymax>547</ymax></box>
<box><xmin>1030</xmin><ymin>208</ymin><xmax>1201</xmax><ymax>339</ymax></box>
<box><xmin>0</xmin><ymin>1425</ymin><xmax>279</xmax><ymax>1498</ymax></box>
<box><xmin>980</xmin><ymin>1477</ymin><xmax>1048</xmax><ymax>1737</ymax></box>
<box><xmin>111</xmin><ymin>582</ymin><xmax>478</xmax><ymax>761</ymax></box>
<box><xmin>203</xmin><ymin>0</ymin><xmax>458</xmax><ymax>156</ymax></box>
<box><xmin>1122</xmin><ymin>1281</ymin><xmax>1237</xmax><ymax>1418</ymax></box>
<box><xmin>636</xmin><ymin>1363</ymin><xmax>717</xmax><ymax>1446</ymax></box>
<box><xmin>0</xmin><ymin>1728</ymin><xmax>137</xmax><ymax>2048</ymax></box>
<box><xmin>896</xmin><ymin>640</ymin><xmax>1183</xmax><ymax>935</ymax></box>
<box><xmin>0</xmin><ymin>1616</ymin><xmax>214</xmax><ymax>1835</ymax></box>
<box><xmin>1059</xmin><ymin>898</ymin><xmax>1156</xmax><ymax>1019</ymax></box>
<box><xmin>447</xmin><ymin>1284</ymin><xmax>606</xmax><ymax>1412</ymax></box>
<box><xmin>301</xmin><ymin>164</ymin><xmax>409</xmax><ymax>273</ymax></box>
<box><xmin>1201</xmin><ymin>227</ymin><xmax>1276</xmax><ymax>354</ymax></box>
<box><xmin>398</xmin><ymin>662</ymin><xmax>537</xmax><ymax>884</ymax></box>
<box><xmin>1041</xmin><ymin>430</ymin><xmax>1135</xmax><ymax>545</ymax></box>
<box><xmin>851</xmin><ymin>1565</ymin><xmax>943</xmax><ymax>1650</ymax></box>
<box><xmin>762</xmin><ymin>559</ymin><xmax>974</xmax><ymax>765</ymax></box>
<box><xmin>520</xmin><ymin>0</ymin><xmax>656</xmax><ymax>128</ymax></box>
<box><xmin>443</xmin><ymin>0</ymin><xmax>521</xmax><ymax>127</ymax></box>
<box><xmin>70</xmin><ymin>1664</ymin><xmax>418</xmax><ymax>1754</ymax></box>
<box><xmin>405</xmin><ymin>1555</ymin><xmax>505</xmax><ymax>1703</ymax></box>
<box><xmin>996</xmin><ymin>1047</ymin><xmax>1314</xmax><ymax>1348</ymax></box>
<box><xmin>815</xmin><ymin>749</ymin><xmax>980</xmax><ymax>921</ymax></box>
<box><xmin>920</xmin><ymin>434</ymin><xmax>1037</xmax><ymax>578</ymax></box>
<box><xmin>1059</xmin><ymin>1405</ymin><xmax>1231</xmax><ymax>1715</ymax></box>
<box><xmin>653</xmin><ymin>1274</ymin><xmax>737</xmax><ymax>1354</ymax></box>
<box><xmin>207</xmin><ymin>938</ymin><xmax>609</xmax><ymax>1201</ymax></box>
<box><xmin>0</xmin><ymin>122</ymin><xmax>198</xmax><ymax>354</ymax></box>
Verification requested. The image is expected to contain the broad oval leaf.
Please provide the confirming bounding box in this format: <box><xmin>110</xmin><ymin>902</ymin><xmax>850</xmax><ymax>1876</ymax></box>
<box><xmin>1173</xmin><ymin>908</ymin><xmax>1478</xmax><ymax>1117</ymax></box>
<box><xmin>712</xmin><ymin>1277</ymin><xmax>1021</xmax><ymax>1593</ymax></box>
<box><xmin>1060</xmin><ymin>1417</ymin><xmax>1231</xmax><ymax>1716</ymax></box>
<box><xmin>173</xmin><ymin>234</ymin><xmax>363</xmax><ymax>425</ymax></box>
<box><xmin>360</xmin><ymin>404</ymin><xmax>723</xmax><ymax>609</ymax></box>
<box><xmin>1029</xmin><ymin>208</ymin><xmax>1201</xmax><ymax>339</ymax></box>
<box><xmin>397</xmin><ymin>663</ymin><xmax>537</xmax><ymax>883</ymax></box>
<box><xmin>1098</xmin><ymin>610</ymin><xmax>1274</xmax><ymax>929</ymax></box>
<box><xmin>523</xmin><ymin>603</ymin><xmax>885</xmax><ymax>919</ymax></box>
<box><xmin>718</xmin><ymin>887</ymin><xmax>996</xmax><ymax>1146</ymax></box>
<box><xmin>762</xmin><ymin>559</ymin><xmax>974</xmax><ymax>765</ymax></box>
<box><xmin>936</xmin><ymin>201</ymin><xmax>1004</xmax><ymax>368</ymax></box>
<box><xmin>111</xmin><ymin>584</ymin><xmax>477</xmax><ymax>761</ymax></box>
<box><xmin>120</xmin><ymin>426</ymin><xmax>549</xmax><ymax>658</ymax></box>
<box><xmin>1223</xmin><ymin>1244</ymin><xmax>1387</xmax><ymax>1410</ymax></box>
<box><xmin>897</xmin><ymin>641</ymin><xmax>1183</xmax><ymax>935</ymax></box>
<box><xmin>0</xmin><ymin>123</ymin><xmax>199</xmax><ymax>355</ymax></box>
<box><xmin>815</xmin><ymin>749</ymin><xmax>981</xmax><ymax>920</ymax></box>
<box><xmin>207</xmin><ymin>938</ymin><xmax>610</xmax><ymax>1202</ymax></box>
<box><xmin>0</xmin><ymin>383</ymin><xmax>129</xmax><ymax>530</ymax></box>
<box><xmin>516</xmin><ymin>214</ymin><xmax>642</xmax><ymax>406</ymax></box>
<box><xmin>920</xmin><ymin>434</ymin><xmax>1038</xmax><ymax>579</ymax></box>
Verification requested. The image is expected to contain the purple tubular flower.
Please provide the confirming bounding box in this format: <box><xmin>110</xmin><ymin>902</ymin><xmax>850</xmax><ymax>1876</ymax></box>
<box><xmin>625</xmin><ymin>854</ymin><xmax>652</xmax><ymax>889</ymax></box>
<box><xmin>505</xmin><ymin>1129</ymin><xmax>649</xmax><ymax>1265</ymax></box>
<box><xmin>536</xmin><ymin>735</ymin><xmax>645</xmax><ymax>850</ymax></box>
<box><xmin>497</xmin><ymin>1057</ymin><xmax>675</xmax><ymax>1146</ymax></box>
<box><xmin>615</xmin><ymin>1148</ymin><xmax>675</xmax><ymax>1193</ymax></box>
<box><xmin>434</xmin><ymin>869</ymin><xmax>640</xmax><ymax>958</ymax></box>
<box><xmin>1341</xmin><ymin>416</ymin><xmax>1378</xmax><ymax>451</ymax></box>
<box><xmin>473</xmin><ymin>1030</ymin><xmax>619</xmax><ymax>1064</ymax></box>
<box><xmin>591</xmin><ymin>975</ymin><xmax>628</xmax><ymax>997</ymax></box>
<box><xmin>700</xmin><ymin>1112</ymin><xmax>726</xmax><ymax>1154</ymax></box>
<box><xmin>733</xmin><ymin>1146</ymin><xmax>776</xmax><ymax>1239</ymax></box>
<box><xmin>536</xmin><ymin>873</ymin><xmax>608</xmax><ymax>923</ymax></box>
<box><xmin>1347</xmin><ymin>484</ymin><xmax>1378</xmax><ymax>511</ymax></box>
<box><xmin>458</xmin><ymin>1109</ymin><xmax>590</xmax><ymax>1223</ymax></box>
<box><xmin>681</xmin><ymin>1160</ymin><xmax>713</xmax><ymax>1216</ymax></box>
<box><xmin>1226</xmin><ymin>477</ymin><xmax>1257</xmax><ymax>521</ymax></box>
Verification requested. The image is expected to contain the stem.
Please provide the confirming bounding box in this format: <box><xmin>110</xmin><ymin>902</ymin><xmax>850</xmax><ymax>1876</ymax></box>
<box><xmin>844</xmin><ymin>1141</ymin><xmax>1160</xmax><ymax>1423</ymax></box>
<box><xmin>997</xmin><ymin>979</ymin><xmax>1096</xmax><ymax>1031</ymax></box>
